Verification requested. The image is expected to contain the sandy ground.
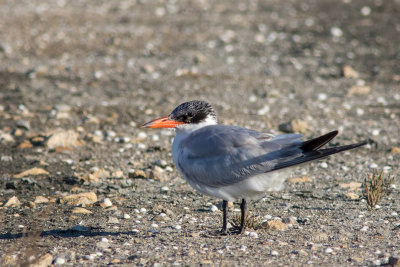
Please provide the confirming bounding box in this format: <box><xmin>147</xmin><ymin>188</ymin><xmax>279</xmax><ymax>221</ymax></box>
<box><xmin>0</xmin><ymin>0</ymin><xmax>400</xmax><ymax>266</ymax></box>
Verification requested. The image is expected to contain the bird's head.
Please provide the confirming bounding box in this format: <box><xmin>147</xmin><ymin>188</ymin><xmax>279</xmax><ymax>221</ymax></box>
<box><xmin>141</xmin><ymin>100</ymin><xmax>217</xmax><ymax>130</ymax></box>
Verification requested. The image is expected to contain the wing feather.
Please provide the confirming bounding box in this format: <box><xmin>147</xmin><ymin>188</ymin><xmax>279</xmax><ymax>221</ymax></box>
<box><xmin>176</xmin><ymin>126</ymin><xmax>366</xmax><ymax>188</ymax></box>
<box><xmin>177</xmin><ymin>125</ymin><xmax>303</xmax><ymax>187</ymax></box>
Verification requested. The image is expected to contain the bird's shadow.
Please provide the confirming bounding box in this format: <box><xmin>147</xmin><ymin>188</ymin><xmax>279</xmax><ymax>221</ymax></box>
<box><xmin>0</xmin><ymin>227</ymin><xmax>137</xmax><ymax>240</ymax></box>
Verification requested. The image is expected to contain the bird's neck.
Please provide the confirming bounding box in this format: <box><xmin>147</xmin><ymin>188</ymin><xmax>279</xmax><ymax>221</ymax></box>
<box><xmin>175</xmin><ymin>116</ymin><xmax>217</xmax><ymax>135</ymax></box>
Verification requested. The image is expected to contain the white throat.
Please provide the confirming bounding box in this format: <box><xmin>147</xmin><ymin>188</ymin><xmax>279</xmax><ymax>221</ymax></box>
<box><xmin>174</xmin><ymin>115</ymin><xmax>217</xmax><ymax>135</ymax></box>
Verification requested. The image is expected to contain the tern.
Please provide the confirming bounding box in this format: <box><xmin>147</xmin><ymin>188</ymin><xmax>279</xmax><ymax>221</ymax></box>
<box><xmin>142</xmin><ymin>100</ymin><xmax>366</xmax><ymax>234</ymax></box>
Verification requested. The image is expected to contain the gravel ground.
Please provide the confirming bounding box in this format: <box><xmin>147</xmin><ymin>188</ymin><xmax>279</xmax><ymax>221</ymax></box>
<box><xmin>1</xmin><ymin>0</ymin><xmax>400</xmax><ymax>266</ymax></box>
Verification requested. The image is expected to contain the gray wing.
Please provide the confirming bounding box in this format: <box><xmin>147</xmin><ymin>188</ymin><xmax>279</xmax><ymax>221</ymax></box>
<box><xmin>176</xmin><ymin>125</ymin><xmax>303</xmax><ymax>187</ymax></box>
<box><xmin>177</xmin><ymin>127</ymin><xmax>366</xmax><ymax>188</ymax></box>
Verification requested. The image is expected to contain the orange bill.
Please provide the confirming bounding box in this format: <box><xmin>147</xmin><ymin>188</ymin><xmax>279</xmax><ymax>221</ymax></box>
<box><xmin>141</xmin><ymin>116</ymin><xmax>184</xmax><ymax>128</ymax></box>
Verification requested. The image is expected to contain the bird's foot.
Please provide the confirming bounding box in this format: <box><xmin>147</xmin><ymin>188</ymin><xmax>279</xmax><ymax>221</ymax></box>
<box><xmin>220</xmin><ymin>228</ymin><xmax>228</xmax><ymax>235</ymax></box>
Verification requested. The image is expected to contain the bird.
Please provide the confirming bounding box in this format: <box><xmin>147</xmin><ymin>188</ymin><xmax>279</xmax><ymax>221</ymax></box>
<box><xmin>141</xmin><ymin>100</ymin><xmax>367</xmax><ymax>234</ymax></box>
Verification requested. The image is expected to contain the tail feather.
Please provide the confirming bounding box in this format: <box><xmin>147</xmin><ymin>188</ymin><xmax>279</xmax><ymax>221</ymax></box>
<box><xmin>269</xmin><ymin>140</ymin><xmax>367</xmax><ymax>172</ymax></box>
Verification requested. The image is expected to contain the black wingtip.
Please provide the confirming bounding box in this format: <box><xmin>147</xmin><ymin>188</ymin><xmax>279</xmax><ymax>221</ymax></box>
<box><xmin>300</xmin><ymin>130</ymin><xmax>339</xmax><ymax>152</ymax></box>
<box><xmin>269</xmin><ymin>140</ymin><xmax>367</xmax><ymax>172</ymax></box>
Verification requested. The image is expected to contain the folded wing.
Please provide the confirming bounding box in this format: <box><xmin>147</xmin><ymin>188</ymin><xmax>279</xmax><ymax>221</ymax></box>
<box><xmin>177</xmin><ymin>126</ymin><xmax>365</xmax><ymax>188</ymax></box>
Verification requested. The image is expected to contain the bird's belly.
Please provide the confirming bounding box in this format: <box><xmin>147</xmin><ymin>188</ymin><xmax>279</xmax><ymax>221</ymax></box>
<box><xmin>185</xmin><ymin>170</ymin><xmax>289</xmax><ymax>202</ymax></box>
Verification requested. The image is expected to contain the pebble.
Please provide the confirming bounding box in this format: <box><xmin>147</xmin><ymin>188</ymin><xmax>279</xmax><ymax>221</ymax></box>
<box><xmin>341</xmin><ymin>166</ymin><xmax>349</xmax><ymax>171</ymax></box>
<box><xmin>287</xmin><ymin>176</ymin><xmax>312</xmax><ymax>183</ymax></box>
<box><xmin>16</xmin><ymin>119</ymin><xmax>30</xmax><ymax>130</ymax></box>
<box><xmin>140</xmin><ymin>208</ymin><xmax>147</xmax><ymax>213</ymax></box>
<box><xmin>151</xmin><ymin>223</ymin><xmax>159</xmax><ymax>228</ymax></box>
<box><xmin>72</xmin><ymin>207</ymin><xmax>92</xmax><ymax>214</ymax></box>
<box><xmin>13</xmin><ymin>167</ymin><xmax>49</xmax><ymax>178</ymax></box>
<box><xmin>360</xmin><ymin>226</ymin><xmax>369</xmax><ymax>231</ymax></box>
<box><xmin>173</xmin><ymin>225</ymin><xmax>182</xmax><ymax>230</ymax></box>
<box><xmin>54</xmin><ymin>257</ymin><xmax>66</xmax><ymax>265</ymax></box>
<box><xmin>112</xmin><ymin>170</ymin><xmax>124</xmax><ymax>178</ymax></box>
<box><xmin>279</xmin><ymin>119</ymin><xmax>313</xmax><ymax>134</ymax></box>
<box><xmin>318</xmin><ymin>93</ymin><xmax>327</xmax><ymax>101</ymax></box>
<box><xmin>34</xmin><ymin>196</ymin><xmax>49</xmax><ymax>204</ymax></box>
<box><xmin>0</xmin><ymin>130</ymin><xmax>14</xmax><ymax>143</ymax></box>
<box><xmin>383</xmin><ymin>166</ymin><xmax>392</xmax><ymax>172</ymax></box>
<box><xmin>193</xmin><ymin>53</ymin><xmax>207</xmax><ymax>64</ymax></box>
<box><xmin>248</xmin><ymin>95</ymin><xmax>257</xmax><ymax>102</ymax></box>
<box><xmin>1</xmin><ymin>155</ymin><xmax>12</xmax><ymax>161</ymax></box>
<box><xmin>371</xmin><ymin>129</ymin><xmax>380</xmax><ymax>136</ymax></box>
<box><xmin>257</xmin><ymin>105</ymin><xmax>270</xmax><ymax>115</ymax></box>
<box><xmin>339</xmin><ymin>182</ymin><xmax>362</xmax><ymax>191</ymax></box>
<box><xmin>347</xmin><ymin>85</ymin><xmax>371</xmax><ymax>96</ymax></box>
<box><xmin>137</xmin><ymin>143</ymin><xmax>146</xmax><ymax>150</ymax></box>
<box><xmin>342</xmin><ymin>65</ymin><xmax>359</xmax><ymax>78</ymax></box>
<box><xmin>108</xmin><ymin>217</ymin><xmax>119</xmax><ymax>224</ymax></box>
<box><xmin>64</xmin><ymin>159</ymin><xmax>74</xmax><ymax>165</ymax></box>
<box><xmin>391</xmin><ymin>147</ymin><xmax>400</xmax><ymax>154</ymax></box>
<box><xmin>262</xmin><ymin>220</ymin><xmax>288</xmax><ymax>231</ymax></box>
<box><xmin>105</xmin><ymin>130</ymin><xmax>116</xmax><ymax>138</ymax></box>
<box><xmin>137</xmin><ymin>132</ymin><xmax>147</xmax><ymax>140</ymax></box>
<box><xmin>165</xmin><ymin>166</ymin><xmax>173</xmax><ymax>172</ymax></box>
<box><xmin>141</xmin><ymin>64</ymin><xmax>155</xmax><ymax>73</ymax></box>
<box><xmin>129</xmin><ymin>169</ymin><xmax>147</xmax><ymax>179</ymax></box>
<box><xmin>99</xmin><ymin>198</ymin><xmax>113</xmax><ymax>208</ymax></box>
<box><xmin>369</xmin><ymin>163</ymin><xmax>378</xmax><ymax>169</ymax></box>
<box><xmin>325</xmin><ymin>247</ymin><xmax>333</xmax><ymax>254</ymax></box>
<box><xmin>3</xmin><ymin>196</ymin><xmax>21</xmax><ymax>207</ymax></box>
<box><xmin>239</xmin><ymin>245</ymin><xmax>247</xmax><ymax>252</ymax></box>
<box><xmin>46</xmin><ymin>130</ymin><xmax>82</xmax><ymax>149</ymax></box>
<box><xmin>61</xmin><ymin>192</ymin><xmax>98</xmax><ymax>206</ymax></box>
<box><xmin>320</xmin><ymin>162</ymin><xmax>328</xmax><ymax>169</ymax></box>
<box><xmin>83</xmin><ymin>168</ymin><xmax>110</xmax><ymax>182</ymax></box>
<box><xmin>83</xmin><ymin>254</ymin><xmax>96</xmax><ymax>260</ymax></box>
<box><xmin>248</xmin><ymin>232</ymin><xmax>258</xmax><ymax>238</ymax></box>
<box><xmin>282</xmin><ymin>217</ymin><xmax>296</xmax><ymax>225</ymax></box>
<box><xmin>330</xmin><ymin>26</ymin><xmax>343</xmax><ymax>37</ymax></box>
<box><xmin>270</xmin><ymin>250</ymin><xmax>279</xmax><ymax>256</ymax></box>
<box><xmin>160</xmin><ymin>186</ymin><xmax>169</xmax><ymax>193</ymax></box>
<box><xmin>123</xmin><ymin>213</ymin><xmax>131</xmax><ymax>219</ymax></box>
<box><xmin>210</xmin><ymin>205</ymin><xmax>219</xmax><ymax>213</ymax></box>
<box><xmin>150</xmin><ymin>166</ymin><xmax>169</xmax><ymax>182</ymax></box>
<box><xmin>154</xmin><ymin>213</ymin><xmax>170</xmax><ymax>222</ymax></box>
<box><xmin>361</xmin><ymin>6</ymin><xmax>371</xmax><ymax>16</ymax></box>
<box><xmin>30</xmin><ymin>253</ymin><xmax>53</xmax><ymax>267</ymax></box>
<box><xmin>344</xmin><ymin>192</ymin><xmax>359</xmax><ymax>200</ymax></box>
<box><xmin>312</xmin><ymin>232</ymin><xmax>329</xmax><ymax>242</ymax></box>
<box><xmin>372</xmin><ymin>259</ymin><xmax>381</xmax><ymax>265</ymax></box>
<box><xmin>155</xmin><ymin>159</ymin><xmax>168</xmax><ymax>167</ymax></box>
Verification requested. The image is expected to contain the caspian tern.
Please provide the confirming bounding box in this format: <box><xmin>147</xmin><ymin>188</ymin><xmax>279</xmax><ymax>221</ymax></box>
<box><xmin>142</xmin><ymin>100</ymin><xmax>366</xmax><ymax>234</ymax></box>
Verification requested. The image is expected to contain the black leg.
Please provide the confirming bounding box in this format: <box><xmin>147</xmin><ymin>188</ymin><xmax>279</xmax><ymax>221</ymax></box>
<box><xmin>221</xmin><ymin>200</ymin><xmax>228</xmax><ymax>234</ymax></box>
<box><xmin>239</xmin><ymin>198</ymin><xmax>246</xmax><ymax>234</ymax></box>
